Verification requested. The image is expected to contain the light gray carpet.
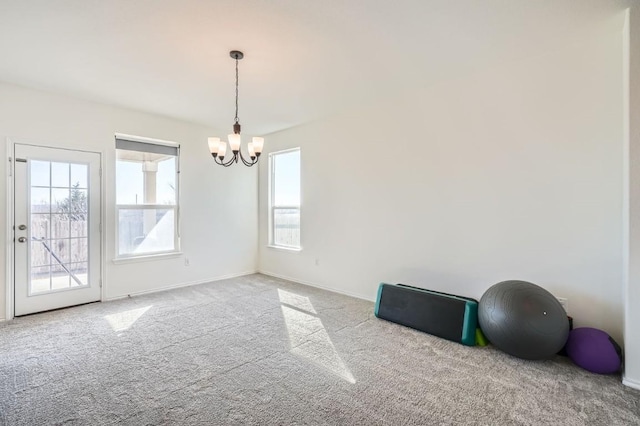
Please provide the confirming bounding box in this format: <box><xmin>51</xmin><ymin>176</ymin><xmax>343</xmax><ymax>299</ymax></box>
<box><xmin>0</xmin><ymin>274</ymin><xmax>638</xmax><ymax>425</ymax></box>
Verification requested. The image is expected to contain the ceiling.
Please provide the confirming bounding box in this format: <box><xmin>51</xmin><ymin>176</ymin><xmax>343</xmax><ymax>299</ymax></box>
<box><xmin>0</xmin><ymin>0</ymin><xmax>629</xmax><ymax>135</ymax></box>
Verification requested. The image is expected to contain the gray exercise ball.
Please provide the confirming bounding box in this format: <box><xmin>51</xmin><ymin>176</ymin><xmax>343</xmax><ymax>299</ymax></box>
<box><xmin>478</xmin><ymin>280</ymin><xmax>569</xmax><ymax>360</ymax></box>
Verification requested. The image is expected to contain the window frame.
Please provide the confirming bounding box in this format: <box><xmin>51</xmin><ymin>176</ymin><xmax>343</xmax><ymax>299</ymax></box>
<box><xmin>268</xmin><ymin>147</ymin><xmax>301</xmax><ymax>250</ymax></box>
<box><xmin>114</xmin><ymin>134</ymin><xmax>181</xmax><ymax>260</ymax></box>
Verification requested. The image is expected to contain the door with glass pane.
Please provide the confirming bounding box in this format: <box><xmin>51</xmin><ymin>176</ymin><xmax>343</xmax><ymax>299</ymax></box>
<box><xmin>14</xmin><ymin>144</ymin><xmax>101</xmax><ymax>316</ymax></box>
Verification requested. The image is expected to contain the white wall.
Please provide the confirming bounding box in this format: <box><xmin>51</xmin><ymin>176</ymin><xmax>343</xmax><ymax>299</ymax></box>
<box><xmin>624</xmin><ymin>4</ymin><xmax>640</xmax><ymax>389</ymax></box>
<box><xmin>0</xmin><ymin>82</ymin><xmax>258</xmax><ymax>319</ymax></box>
<box><xmin>259</xmin><ymin>27</ymin><xmax>625</xmax><ymax>342</ymax></box>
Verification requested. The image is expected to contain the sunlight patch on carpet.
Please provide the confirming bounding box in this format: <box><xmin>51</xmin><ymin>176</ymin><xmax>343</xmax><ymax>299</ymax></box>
<box><xmin>104</xmin><ymin>305</ymin><xmax>152</xmax><ymax>332</ymax></box>
<box><xmin>279</xmin><ymin>290</ymin><xmax>355</xmax><ymax>384</ymax></box>
<box><xmin>278</xmin><ymin>289</ymin><xmax>317</xmax><ymax>314</ymax></box>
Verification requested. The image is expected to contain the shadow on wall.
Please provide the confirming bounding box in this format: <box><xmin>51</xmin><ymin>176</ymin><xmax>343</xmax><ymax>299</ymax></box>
<box><xmin>547</xmin><ymin>284</ymin><xmax>623</xmax><ymax>344</ymax></box>
<box><xmin>388</xmin><ymin>267</ymin><xmax>484</xmax><ymax>299</ymax></box>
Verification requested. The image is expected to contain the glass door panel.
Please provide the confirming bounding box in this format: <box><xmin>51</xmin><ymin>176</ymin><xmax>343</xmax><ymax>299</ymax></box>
<box><xmin>29</xmin><ymin>161</ymin><xmax>89</xmax><ymax>295</ymax></box>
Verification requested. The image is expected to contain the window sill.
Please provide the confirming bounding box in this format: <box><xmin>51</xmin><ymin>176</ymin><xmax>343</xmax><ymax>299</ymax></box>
<box><xmin>267</xmin><ymin>245</ymin><xmax>302</xmax><ymax>252</ymax></box>
<box><xmin>112</xmin><ymin>251</ymin><xmax>183</xmax><ymax>264</ymax></box>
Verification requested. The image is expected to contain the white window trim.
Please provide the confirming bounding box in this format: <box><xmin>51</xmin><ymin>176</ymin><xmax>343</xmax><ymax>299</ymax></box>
<box><xmin>112</xmin><ymin>251</ymin><xmax>183</xmax><ymax>264</ymax></box>
<box><xmin>114</xmin><ymin>135</ymin><xmax>181</xmax><ymax>260</ymax></box>
<box><xmin>267</xmin><ymin>244</ymin><xmax>302</xmax><ymax>252</ymax></box>
<box><xmin>268</xmin><ymin>147</ymin><xmax>301</xmax><ymax>250</ymax></box>
<box><xmin>114</xmin><ymin>133</ymin><xmax>179</xmax><ymax>148</ymax></box>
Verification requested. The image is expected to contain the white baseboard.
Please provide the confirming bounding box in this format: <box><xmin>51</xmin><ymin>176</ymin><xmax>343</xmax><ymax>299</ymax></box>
<box><xmin>258</xmin><ymin>270</ymin><xmax>375</xmax><ymax>303</ymax></box>
<box><xmin>105</xmin><ymin>270</ymin><xmax>258</xmax><ymax>301</ymax></box>
<box><xmin>622</xmin><ymin>375</ymin><xmax>640</xmax><ymax>390</ymax></box>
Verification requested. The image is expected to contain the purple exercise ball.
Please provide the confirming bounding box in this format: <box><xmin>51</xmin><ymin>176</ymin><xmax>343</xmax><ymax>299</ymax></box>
<box><xmin>565</xmin><ymin>327</ymin><xmax>622</xmax><ymax>374</ymax></box>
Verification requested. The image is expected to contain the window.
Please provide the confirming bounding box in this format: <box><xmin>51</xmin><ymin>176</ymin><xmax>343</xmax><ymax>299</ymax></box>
<box><xmin>115</xmin><ymin>135</ymin><xmax>180</xmax><ymax>258</ymax></box>
<box><xmin>269</xmin><ymin>148</ymin><xmax>301</xmax><ymax>249</ymax></box>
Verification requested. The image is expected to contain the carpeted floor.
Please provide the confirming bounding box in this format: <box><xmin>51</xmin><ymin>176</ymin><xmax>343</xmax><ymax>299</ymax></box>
<box><xmin>0</xmin><ymin>274</ymin><xmax>639</xmax><ymax>425</ymax></box>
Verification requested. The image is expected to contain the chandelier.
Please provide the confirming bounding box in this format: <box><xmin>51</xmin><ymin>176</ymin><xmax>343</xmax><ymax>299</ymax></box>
<box><xmin>208</xmin><ymin>50</ymin><xmax>264</xmax><ymax>167</ymax></box>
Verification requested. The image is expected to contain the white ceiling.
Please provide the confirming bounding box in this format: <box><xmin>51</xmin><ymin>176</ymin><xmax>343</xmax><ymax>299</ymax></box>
<box><xmin>0</xmin><ymin>0</ymin><xmax>629</xmax><ymax>135</ymax></box>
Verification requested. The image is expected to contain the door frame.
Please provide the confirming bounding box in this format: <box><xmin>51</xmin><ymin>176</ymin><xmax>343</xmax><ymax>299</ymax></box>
<box><xmin>5</xmin><ymin>138</ymin><xmax>106</xmax><ymax>320</ymax></box>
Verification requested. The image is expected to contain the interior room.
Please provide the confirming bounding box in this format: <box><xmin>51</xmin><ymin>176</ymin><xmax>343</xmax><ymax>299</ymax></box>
<box><xmin>1</xmin><ymin>0</ymin><xmax>639</xmax><ymax>424</ymax></box>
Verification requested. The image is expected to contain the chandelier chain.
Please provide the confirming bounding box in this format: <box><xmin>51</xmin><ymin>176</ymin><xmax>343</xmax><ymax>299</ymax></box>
<box><xmin>234</xmin><ymin>57</ymin><xmax>239</xmax><ymax>123</ymax></box>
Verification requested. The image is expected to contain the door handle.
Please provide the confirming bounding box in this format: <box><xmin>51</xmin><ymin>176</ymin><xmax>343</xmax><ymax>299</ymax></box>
<box><xmin>18</xmin><ymin>224</ymin><xmax>27</xmax><ymax>230</ymax></box>
<box><xmin>18</xmin><ymin>237</ymin><xmax>26</xmax><ymax>243</ymax></box>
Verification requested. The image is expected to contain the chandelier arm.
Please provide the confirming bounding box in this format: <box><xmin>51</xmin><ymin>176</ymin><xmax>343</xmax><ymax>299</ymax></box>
<box><xmin>225</xmin><ymin>153</ymin><xmax>238</xmax><ymax>167</ymax></box>
<box><xmin>238</xmin><ymin>150</ymin><xmax>257</xmax><ymax>167</ymax></box>
<box><xmin>215</xmin><ymin>154</ymin><xmax>237</xmax><ymax>167</ymax></box>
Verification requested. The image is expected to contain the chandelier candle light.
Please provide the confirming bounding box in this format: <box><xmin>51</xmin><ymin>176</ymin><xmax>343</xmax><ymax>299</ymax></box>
<box><xmin>208</xmin><ymin>50</ymin><xmax>264</xmax><ymax>167</ymax></box>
